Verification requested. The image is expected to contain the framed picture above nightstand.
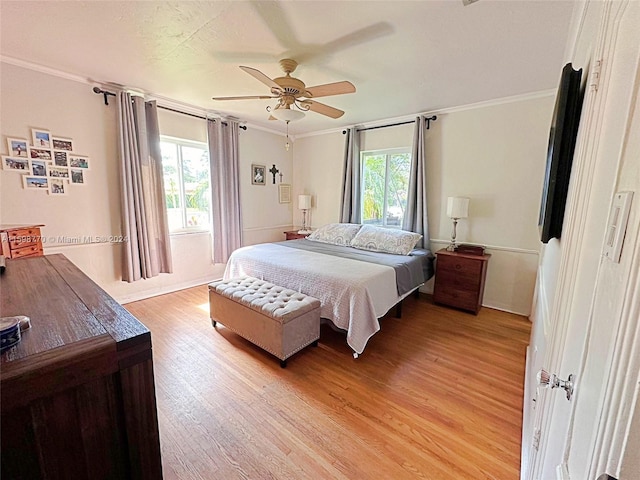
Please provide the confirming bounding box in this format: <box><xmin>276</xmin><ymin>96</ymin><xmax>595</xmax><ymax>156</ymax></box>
<box><xmin>433</xmin><ymin>248</ymin><xmax>491</xmax><ymax>314</ymax></box>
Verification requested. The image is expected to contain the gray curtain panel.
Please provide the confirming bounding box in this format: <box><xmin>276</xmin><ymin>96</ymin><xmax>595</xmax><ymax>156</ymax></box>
<box><xmin>208</xmin><ymin>118</ymin><xmax>242</xmax><ymax>263</ymax></box>
<box><xmin>118</xmin><ymin>92</ymin><xmax>173</xmax><ymax>282</ymax></box>
<box><xmin>339</xmin><ymin>127</ymin><xmax>362</xmax><ymax>223</ymax></box>
<box><xmin>402</xmin><ymin>115</ymin><xmax>430</xmax><ymax>248</ymax></box>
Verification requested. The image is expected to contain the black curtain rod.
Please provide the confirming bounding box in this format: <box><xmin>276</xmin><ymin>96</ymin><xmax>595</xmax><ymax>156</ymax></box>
<box><xmin>92</xmin><ymin>87</ymin><xmax>246</xmax><ymax>129</ymax></box>
<box><xmin>342</xmin><ymin>115</ymin><xmax>437</xmax><ymax>134</ymax></box>
<box><xmin>157</xmin><ymin>105</ymin><xmax>247</xmax><ymax>129</ymax></box>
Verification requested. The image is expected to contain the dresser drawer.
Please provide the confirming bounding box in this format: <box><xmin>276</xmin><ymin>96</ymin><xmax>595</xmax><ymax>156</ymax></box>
<box><xmin>11</xmin><ymin>244</ymin><xmax>43</xmax><ymax>259</ymax></box>
<box><xmin>433</xmin><ymin>287</ymin><xmax>479</xmax><ymax>312</ymax></box>
<box><xmin>8</xmin><ymin>227</ymin><xmax>42</xmax><ymax>249</ymax></box>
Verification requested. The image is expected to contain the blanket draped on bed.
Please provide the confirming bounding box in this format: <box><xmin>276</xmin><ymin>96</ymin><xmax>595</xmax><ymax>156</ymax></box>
<box><xmin>224</xmin><ymin>240</ymin><xmax>433</xmax><ymax>354</ymax></box>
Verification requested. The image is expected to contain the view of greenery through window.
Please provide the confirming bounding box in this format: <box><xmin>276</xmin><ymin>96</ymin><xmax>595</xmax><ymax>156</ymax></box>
<box><xmin>160</xmin><ymin>138</ymin><xmax>210</xmax><ymax>232</ymax></box>
<box><xmin>361</xmin><ymin>149</ymin><xmax>411</xmax><ymax>228</ymax></box>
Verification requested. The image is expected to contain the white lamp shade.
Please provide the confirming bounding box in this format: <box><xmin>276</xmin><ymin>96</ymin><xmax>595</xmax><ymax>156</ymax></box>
<box><xmin>446</xmin><ymin>197</ymin><xmax>469</xmax><ymax>219</ymax></box>
<box><xmin>272</xmin><ymin>107</ymin><xmax>305</xmax><ymax>122</ymax></box>
<box><xmin>298</xmin><ymin>194</ymin><xmax>312</xmax><ymax>210</ymax></box>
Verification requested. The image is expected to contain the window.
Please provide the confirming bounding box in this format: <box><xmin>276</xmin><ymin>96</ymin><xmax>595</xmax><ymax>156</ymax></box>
<box><xmin>361</xmin><ymin>149</ymin><xmax>411</xmax><ymax>228</ymax></box>
<box><xmin>160</xmin><ymin>137</ymin><xmax>210</xmax><ymax>233</ymax></box>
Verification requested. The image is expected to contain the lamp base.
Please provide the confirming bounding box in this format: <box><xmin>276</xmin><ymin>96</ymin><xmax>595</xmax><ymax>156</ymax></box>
<box><xmin>297</xmin><ymin>229</ymin><xmax>312</xmax><ymax>235</ymax></box>
<box><xmin>446</xmin><ymin>243</ymin><xmax>457</xmax><ymax>251</ymax></box>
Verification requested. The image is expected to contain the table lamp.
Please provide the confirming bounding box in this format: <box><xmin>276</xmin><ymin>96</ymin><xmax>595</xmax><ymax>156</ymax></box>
<box><xmin>298</xmin><ymin>195</ymin><xmax>312</xmax><ymax>234</ymax></box>
<box><xmin>446</xmin><ymin>196</ymin><xmax>469</xmax><ymax>251</ymax></box>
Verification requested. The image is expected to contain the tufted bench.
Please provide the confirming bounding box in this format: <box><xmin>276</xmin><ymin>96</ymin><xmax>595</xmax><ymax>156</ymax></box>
<box><xmin>208</xmin><ymin>276</ymin><xmax>320</xmax><ymax>367</ymax></box>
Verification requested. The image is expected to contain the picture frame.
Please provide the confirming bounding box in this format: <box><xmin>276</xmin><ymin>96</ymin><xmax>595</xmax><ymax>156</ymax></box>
<box><xmin>48</xmin><ymin>178</ymin><xmax>68</xmax><ymax>195</ymax></box>
<box><xmin>51</xmin><ymin>136</ymin><xmax>74</xmax><ymax>151</ymax></box>
<box><xmin>69</xmin><ymin>154</ymin><xmax>89</xmax><ymax>169</ymax></box>
<box><xmin>29</xmin><ymin>147</ymin><xmax>52</xmax><ymax>161</ymax></box>
<box><xmin>278</xmin><ymin>184</ymin><xmax>291</xmax><ymax>203</ymax></box>
<box><xmin>53</xmin><ymin>150</ymin><xmax>69</xmax><ymax>167</ymax></box>
<box><xmin>6</xmin><ymin>137</ymin><xmax>28</xmax><ymax>157</ymax></box>
<box><xmin>31</xmin><ymin>128</ymin><xmax>52</xmax><ymax>149</ymax></box>
<box><xmin>30</xmin><ymin>159</ymin><xmax>48</xmax><ymax>177</ymax></box>
<box><xmin>49</xmin><ymin>166</ymin><xmax>70</xmax><ymax>178</ymax></box>
<box><xmin>70</xmin><ymin>168</ymin><xmax>86</xmax><ymax>185</ymax></box>
<box><xmin>2</xmin><ymin>155</ymin><xmax>29</xmax><ymax>172</ymax></box>
<box><xmin>251</xmin><ymin>164</ymin><xmax>266</xmax><ymax>185</ymax></box>
<box><xmin>22</xmin><ymin>175</ymin><xmax>49</xmax><ymax>190</ymax></box>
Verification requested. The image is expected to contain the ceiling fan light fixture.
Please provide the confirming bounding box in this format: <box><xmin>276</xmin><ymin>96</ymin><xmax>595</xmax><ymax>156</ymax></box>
<box><xmin>271</xmin><ymin>107</ymin><xmax>305</xmax><ymax>122</ymax></box>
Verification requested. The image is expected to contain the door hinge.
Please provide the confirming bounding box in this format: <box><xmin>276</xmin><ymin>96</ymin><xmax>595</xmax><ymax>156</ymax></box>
<box><xmin>590</xmin><ymin>59</ymin><xmax>603</xmax><ymax>92</ymax></box>
<box><xmin>533</xmin><ymin>429</ymin><xmax>541</xmax><ymax>451</ymax></box>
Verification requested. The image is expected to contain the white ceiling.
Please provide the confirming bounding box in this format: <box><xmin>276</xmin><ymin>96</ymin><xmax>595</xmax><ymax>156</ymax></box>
<box><xmin>0</xmin><ymin>1</ymin><xmax>575</xmax><ymax>136</ymax></box>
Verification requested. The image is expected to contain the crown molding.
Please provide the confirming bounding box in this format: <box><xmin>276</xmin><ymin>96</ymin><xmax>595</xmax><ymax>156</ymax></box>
<box><xmin>296</xmin><ymin>89</ymin><xmax>556</xmax><ymax>139</ymax></box>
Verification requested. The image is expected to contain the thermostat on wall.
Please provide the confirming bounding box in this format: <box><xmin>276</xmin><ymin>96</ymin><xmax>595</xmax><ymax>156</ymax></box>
<box><xmin>603</xmin><ymin>191</ymin><xmax>633</xmax><ymax>263</ymax></box>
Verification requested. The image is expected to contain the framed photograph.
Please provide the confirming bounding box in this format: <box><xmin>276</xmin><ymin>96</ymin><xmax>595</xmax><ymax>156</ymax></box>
<box><xmin>69</xmin><ymin>154</ymin><xmax>89</xmax><ymax>169</ymax></box>
<box><xmin>30</xmin><ymin>159</ymin><xmax>48</xmax><ymax>177</ymax></box>
<box><xmin>29</xmin><ymin>147</ymin><xmax>52</xmax><ymax>161</ymax></box>
<box><xmin>48</xmin><ymin>178</ymin><xmax>68</xmax><ymax>195</ymax></box>
<box><xmin>278</xmin><ymin>184</ymin><xmax>291</xmax><ymax>203</ymax></box>
<box><xmin>2</xmin><ymin>155</ymin><xmax>29</xmax><ymax>171</ymax></box>
<box><xmin>53</xmin><ymin>150</ymin><xmax>69</xmax><ymax>167</ymax></box>
<box><xmin>251</xmin><ymin>164</ymin><xmax>266</xmax><ymax>185</ymax></box>
<box><xmin>22</xmin><ymin>175</ymin><xmax>49</xmax><ymax>190</ymax></box>
<box><xmin>31</xmin><ymin>128</ymin><xmax>52</xmax><ymax>148</ymax></box>
<box><xmin>6</xmin><ymin>137</ymin><xmax>28</xmax><ymax>157</ymax></box>
<box><xmin>51</xmin><ymin>136</ymin><xmax>74</xmax><ymax>151</ymax></box>
<box><xmin>70</xmin><ymin>168</ymin><xmax>86</xmax><ymax>185</ymax></box>
<box><xmin>49</xmin><ymin>166</ymin><xmax>70</xmax><ymax>178</ymax></box>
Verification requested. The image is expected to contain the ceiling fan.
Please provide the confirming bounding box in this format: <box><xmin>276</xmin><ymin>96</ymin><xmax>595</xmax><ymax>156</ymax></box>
<box><xmin>212</xmin><ymin>59</ymin><xmax>355</xmax><ymax>121</ymax></box>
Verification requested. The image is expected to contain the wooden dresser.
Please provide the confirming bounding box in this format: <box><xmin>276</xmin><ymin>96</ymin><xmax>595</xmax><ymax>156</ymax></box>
<box><xmin>433</xmin><ymin>249</ymin><xmax>491</xmax><ymax>314</ymax></box>
<box><xmin>1</xmin><ymin>254</ymin><xmax>163</xmax><ymax>480</ymax></box>
<box><xmin>0</xmin><ymin>224</ymin><xmax>44</xmax><ymax>259</ymax></box>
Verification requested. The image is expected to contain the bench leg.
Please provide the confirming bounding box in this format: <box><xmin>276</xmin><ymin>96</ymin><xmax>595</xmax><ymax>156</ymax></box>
<box><xmin>211</xmin><ymin>319</ymin><xmax>217</xmax><ymax>327</ymax></box>
<box><xmin>280</xmin><ymin>359</ymin><xmax>287</xmax><ymax>368</ymax></box>
<box><xmin>312</xmin><ymin>340</ymin><xmax>319</xmax><ymax>347</ymax></box>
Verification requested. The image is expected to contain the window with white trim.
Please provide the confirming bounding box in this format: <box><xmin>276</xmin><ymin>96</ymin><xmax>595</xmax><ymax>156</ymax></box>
<box><xmin>361</xmin><ymin>148</ymin><xmax>411</xmax><ymax>228</ymax></box>
<box><xmin>160</xmin><ymin>137</ymin><xmax>210</xmax><ymax>233</ymax></box>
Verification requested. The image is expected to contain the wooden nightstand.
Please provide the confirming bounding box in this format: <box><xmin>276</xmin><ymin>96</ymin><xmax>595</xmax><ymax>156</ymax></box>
<box><xmin>284</xmin><ymin>230</ymin><xmax>309</xmax><ymax>240</ymax></box>
<box><xmin>433</xmin><ymin>249</ymin><xmax>491</xmax><ymax>314</ymax></box>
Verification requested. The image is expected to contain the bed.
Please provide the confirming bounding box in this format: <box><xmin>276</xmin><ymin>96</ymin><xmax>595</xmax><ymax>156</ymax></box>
<box><xmin>224</xmin><ymin>224</ymin><xmax>434</xmax><ymax>356</ymax></box>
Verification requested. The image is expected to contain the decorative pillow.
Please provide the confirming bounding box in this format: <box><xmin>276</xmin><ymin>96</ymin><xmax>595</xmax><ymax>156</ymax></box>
<box><xmin>307</xmin><ymin>223</ymin><xmax>362</xmax><ymax>246</ymax></box>
<box><xmin>350</xmin><ymin>225</ymin><xmax>422</xmax><ymax>255</ymax></box>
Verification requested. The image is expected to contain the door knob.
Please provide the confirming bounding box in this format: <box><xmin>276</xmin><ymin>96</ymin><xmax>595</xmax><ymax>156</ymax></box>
<box><xmin>537</xmin><ymin>369</ymin><xmax>574</xmax><ymax>401</ymax></box>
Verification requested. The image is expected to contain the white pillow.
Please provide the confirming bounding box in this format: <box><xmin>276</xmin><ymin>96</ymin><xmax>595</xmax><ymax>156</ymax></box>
<box><xmin>307</xmin><ymin>223</ymin><xmax>362</xmax><ymax>246</ymax></box>
<box><xmin>350</xmin><ymin>225</ymin><xmax>422</xmax><ymax>255</ymax></box>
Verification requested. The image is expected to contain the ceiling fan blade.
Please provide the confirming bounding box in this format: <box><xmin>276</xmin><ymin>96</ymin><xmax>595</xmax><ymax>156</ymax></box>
<box><xmin>303</xmin><ymin>100</ymin><xmax>345</xmax><ymax>119</ymax></box>
<box><xmin>212</xmin><ymin>95</ymin><xmax>276</xmax><ymax>101</ymax></box>
<box><xmin>305</xmin><ymin>81</ymin><xmax>356</xmax><ymax>98</ymax></box>
<box><xmin>239</xmin><ymin>66</ymin><xmax>282</xmax><ymax>91</ymax></box>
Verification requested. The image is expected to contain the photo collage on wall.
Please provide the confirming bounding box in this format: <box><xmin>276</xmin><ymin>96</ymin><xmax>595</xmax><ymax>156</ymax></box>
<box><xmin>2</xmin><ymin>128</ymin><xmax>89</xmax><ymax>195</ymax></box>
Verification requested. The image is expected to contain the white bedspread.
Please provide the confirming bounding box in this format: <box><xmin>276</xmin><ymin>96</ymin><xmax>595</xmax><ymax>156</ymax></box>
<box><xmin>224</xmin><ymin>243</ymin><xmax>401</xmax><ymax>354</ymax></box>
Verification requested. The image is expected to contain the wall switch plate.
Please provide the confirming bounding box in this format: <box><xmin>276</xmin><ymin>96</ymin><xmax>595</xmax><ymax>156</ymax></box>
<box><xmin>603</xmin><ymin>191</ymin><xmax>633</xmax><ymax>263</ymax></box>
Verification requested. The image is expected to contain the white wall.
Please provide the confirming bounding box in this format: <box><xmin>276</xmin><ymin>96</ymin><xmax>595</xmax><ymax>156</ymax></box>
<box><xmin>293</xmin><ymin>95</ymin><xmax>554</xmax><ymax>315</ymax></box>
<box><xmin>0</xmin><ymin>62</ymin><xmax>292</xmax><ymax>303</ymax></box>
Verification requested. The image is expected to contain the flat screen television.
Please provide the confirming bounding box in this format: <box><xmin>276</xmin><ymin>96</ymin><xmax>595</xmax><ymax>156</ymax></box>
<box><xmin>539</xmin><ymin>63</ymin><xmax>584</xmax><ymax>243</ymax></box>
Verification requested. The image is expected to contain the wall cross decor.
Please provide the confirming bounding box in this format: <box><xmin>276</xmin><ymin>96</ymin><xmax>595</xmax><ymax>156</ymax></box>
<box><xmin>269</xmin><ymin>164</ymin><xmax>279</xmax><ymax>184</ymax></box>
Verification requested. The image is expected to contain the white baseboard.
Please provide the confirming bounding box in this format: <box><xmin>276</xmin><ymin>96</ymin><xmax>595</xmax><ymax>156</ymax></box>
<box><xmin>116</xmin><ymin>275</ymin><xmax>216</xmax><ymax>305</ymax></box>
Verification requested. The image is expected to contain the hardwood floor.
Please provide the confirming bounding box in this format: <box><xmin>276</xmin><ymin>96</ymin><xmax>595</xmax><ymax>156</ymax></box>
<box><xmin>125</xmin><ymin>286</ymin><xmax>531</xmax><ymax>480</ymax></box>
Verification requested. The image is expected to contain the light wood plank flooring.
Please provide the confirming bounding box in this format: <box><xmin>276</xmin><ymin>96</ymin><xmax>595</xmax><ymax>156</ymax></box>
<box><xmin>125</xmin><ymin>286</ymin><xmax>531</xmax><ymax>480</ymax></box>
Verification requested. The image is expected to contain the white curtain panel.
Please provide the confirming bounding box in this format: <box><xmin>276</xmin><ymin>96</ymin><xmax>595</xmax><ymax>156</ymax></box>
<box><xmin>402</xmin><ymin>115</ymin><xmax>430</xmax><ymax>248</ymax></box>
<box><xmin>117</xmin><ymin>92</ymin><xmax>172</xmax><ymax>282</ymax></box>
<box><xmin>339</xmin><ymin>127</ymin><xmax>362</xmax><ymax>223</ymax></box>
<box><xmin>208</xmin><ymin>119</ymin><xmax>242</xmax><ymax>264</ymax></box>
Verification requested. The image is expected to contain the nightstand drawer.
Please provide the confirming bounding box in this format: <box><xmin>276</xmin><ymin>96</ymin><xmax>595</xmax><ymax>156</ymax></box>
<box><xmin>433</xmin><ymin>287</ymin><xmax>479</xmax><ymax>312</ymax></box>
